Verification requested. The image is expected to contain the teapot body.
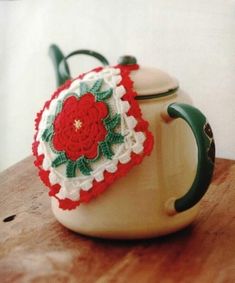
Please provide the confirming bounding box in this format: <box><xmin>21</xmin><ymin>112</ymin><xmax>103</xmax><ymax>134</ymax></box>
<box><xmin>38</xmin><ymin>48</ymin><xmax>214</xmax><ymax>239</ymax></box>
<box><xmin>51</xmin><ymin>89</ymin><xmax>199</xmax><ymax>239</ymax></box>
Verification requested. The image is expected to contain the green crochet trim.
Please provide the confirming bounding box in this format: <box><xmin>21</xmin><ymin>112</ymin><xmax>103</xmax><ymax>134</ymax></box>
<box><xmin>96</xmin><ymin>89</ymin><xmax>113</xmax><ymax>101</ymax></box>
<box><xmin>41</xmin><ymin>125</ymin><xmax>53</xmax><ymax>142</ymax></box>
<box><xmin>41</xmin><ymin>79</ymin><xmax>125</xmax><ymax>177</ymax></box>
<box><xmin>76</xmin><ymin>157</ymin><xmax>92</xmax><ymax>176</ymax></box>
<box><xmin>52</xmin><ymin>155</ymin><xmax>91</xmax><ymax>178</ymax></box>
<box><xmin>104</xmin><ymin>114</ymin><xmax>121</xmax><ymax>130</ymax></box>
<box><xmin>99</xmin><ymin>141</ymin><xmax>114</xmax><ymax>160</ymax></box>
<box><xmin>66</xmin><ymin>160</ymin><xmax>77</xmax><ymax>178</ymax></box>
<box><xmin>106</xmin><ymin>132</ymin><xmax>124</xmax><ymax>144</ymax></box>
<box><xmin>55</xmin><ymin>100</ymin><xmax>63</xmax><ymax>115</ymax></box>
<box><xmin>80</xmin><ymin>79</ymin><xmax>113</xmax><ymax>101</ymax></box>
<box><xmin>51</xmin><ymin>152</ymin><xmax>67</xmax><ymax>167</ymax></box>
<box><xmin>66</xmin><ymin>157</ymin><xmax>91</xmax><ymax>177</ymax></box>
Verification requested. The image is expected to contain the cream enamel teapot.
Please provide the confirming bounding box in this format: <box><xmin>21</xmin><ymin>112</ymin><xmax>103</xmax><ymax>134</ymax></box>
<box><xmin>33</xmin><ymin>44</ymin><xmax>215</xmax><ymax>239</ymax></box>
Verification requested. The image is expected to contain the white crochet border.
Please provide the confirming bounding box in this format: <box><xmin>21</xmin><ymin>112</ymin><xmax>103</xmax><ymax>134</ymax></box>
<box><xmin>36</xmin><ymin>67</ymin><xmax>146</xmax><ymax>201</ymax></box>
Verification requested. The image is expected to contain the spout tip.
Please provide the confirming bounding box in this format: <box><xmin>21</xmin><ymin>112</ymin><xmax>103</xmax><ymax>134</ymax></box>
<box><xmin>49</xmin><ymin>44</ymin><xmax>63</xmax><ymax>58</ymax></box>
<box><xmin>48</xmin><ymin>44</ymin><xmax>69</xmax><ymax>87</ymax></box>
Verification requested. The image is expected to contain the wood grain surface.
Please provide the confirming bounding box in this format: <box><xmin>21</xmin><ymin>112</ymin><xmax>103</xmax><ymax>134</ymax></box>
<box><xmin>0</xmin><ymin>157</ymin><xmax>234</xmax><ymax>283</ymax></box>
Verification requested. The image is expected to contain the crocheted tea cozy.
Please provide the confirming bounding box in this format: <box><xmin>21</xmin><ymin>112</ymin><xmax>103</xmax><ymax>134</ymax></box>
<box><xmin>33</xmin><ymin>64</ymin><xmax>154</xmax><ymax>210</ymax></box>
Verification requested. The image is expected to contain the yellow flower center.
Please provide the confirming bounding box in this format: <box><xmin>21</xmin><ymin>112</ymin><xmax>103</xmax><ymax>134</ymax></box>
<box><xmin>73</xmin><ymin>119</ymin><xmax>82</xmax><ymax>131</ymax></box>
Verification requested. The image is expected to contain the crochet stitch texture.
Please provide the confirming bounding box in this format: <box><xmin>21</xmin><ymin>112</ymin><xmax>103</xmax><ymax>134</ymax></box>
<box><xmin>33</xmin><ymin>64</ymin><xmax>154</xmax><ymax>210</ymax></box>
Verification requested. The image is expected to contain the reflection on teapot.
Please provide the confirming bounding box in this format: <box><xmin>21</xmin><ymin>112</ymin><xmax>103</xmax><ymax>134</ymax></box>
<box><xmin>32</xmin><ymin>44</ymin><xmax>215</xmax><ymax>239</ymax></box>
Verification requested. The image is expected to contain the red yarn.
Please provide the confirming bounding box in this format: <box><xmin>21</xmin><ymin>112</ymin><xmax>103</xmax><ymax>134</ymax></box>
<box><xmin>33</xmin><ymin>64</ymin><xmax>154</xmax><ymax>210</ymax></box>
<box><xmin>53</xmin><ymin>93</ymin><xmax>108</xmax><ymax>161</ymax></box>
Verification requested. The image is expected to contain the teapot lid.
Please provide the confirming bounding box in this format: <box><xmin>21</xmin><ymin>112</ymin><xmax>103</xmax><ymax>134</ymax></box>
<box><xmin>118</xmin><ymin>56</ymin><xmax>179</xmax><ymax>97</ymax></box>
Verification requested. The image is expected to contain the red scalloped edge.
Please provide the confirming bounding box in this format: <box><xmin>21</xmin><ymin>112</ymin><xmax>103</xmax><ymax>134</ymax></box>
<box><xmin>32</xmin><ymin>64</ymin><xmax>154</xmax><ymax>210</ymax></box>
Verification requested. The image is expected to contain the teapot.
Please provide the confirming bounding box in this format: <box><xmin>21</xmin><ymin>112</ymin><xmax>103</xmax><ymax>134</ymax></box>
<box><xmin>33</xmin><ymin>44</ymin><xmax>215</xmax><ymax>239</ymax></box>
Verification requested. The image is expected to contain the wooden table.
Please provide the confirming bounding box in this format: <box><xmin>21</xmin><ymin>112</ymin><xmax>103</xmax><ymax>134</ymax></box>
<box><xmin>0</xmin><ymin>157</ymin><xmax>234</xmax><ymax>283</ymax></box>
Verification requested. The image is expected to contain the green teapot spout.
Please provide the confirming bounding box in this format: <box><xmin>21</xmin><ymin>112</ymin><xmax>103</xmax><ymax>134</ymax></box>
<box><xmin>49</xmin><ymin>44</ymin><xmax>71</xmax><ymax>87</ymax></box>
<box><xmin>49</xmin><ymin>44</ymin><xmax>110</xmax><ymax>87</ymax></box>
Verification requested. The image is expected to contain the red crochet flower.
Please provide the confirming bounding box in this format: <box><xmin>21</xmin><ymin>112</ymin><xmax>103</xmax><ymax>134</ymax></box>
<box><xmin>52</xmin><ymin>93</ymin><xmax>108</xmax><ymax>161</ymax></box>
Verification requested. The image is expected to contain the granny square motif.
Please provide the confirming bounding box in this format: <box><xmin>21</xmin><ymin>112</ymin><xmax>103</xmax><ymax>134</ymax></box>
<box><xmin>33</xmin><ymin>64</ymin><xmax>154</xmax><ymax>210</ymax></box>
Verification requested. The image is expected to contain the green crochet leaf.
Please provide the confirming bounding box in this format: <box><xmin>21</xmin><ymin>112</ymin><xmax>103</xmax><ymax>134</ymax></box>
<box><xmin>96</xmin><ymin>88</ymin><xmax>113</xmax><ymax>101</ymax></box>
<box><xmin>66</xmin><ymin>160</ymin><xmax>77</xmax><ymax>178</ymax></box>
<box><xmin>90</xmin><ymin>79</ymin><xmax>103</xmax><ymax>93</ymax></box>
<box><xmin>104</xmin><ymin>114</ymin><xmax>121</xmax><ymax>130</ymax></box>
<box><xmin>52</xmin><ymin>152</ymin><xmax>67</xmax><ymax>168</ymax></box>
<box><xmin>41</xmin><ymin>125</ymin><xmax>53</xmax><ymax>142</ymax></box>
<box><xmin>77</xmin><ymin>157</ymin><xmax>91</xmax><ymax>176</ymax></box>
<box><xmin>100</xmin><ymin>141</ymin><xmax>114</xmax><ymax>159</ymax></box>
<box><xmin>47</xmin><ymin>115</ymin><xmax>55</xmax><ymax>125</ymax></box>
<box><xmin>106</xmin><ymin>132</ymin><xmax>124</xmax><ymax>144</ymax></box>
<box><xmin>80</xmin><ymin>82</ymin><xmax>89</xmax><ymax>96</ymax></box>
<box><xmin>55</xmin><ymin>100</ymin><xmax>63</xmax><ymax>115</ymax></box>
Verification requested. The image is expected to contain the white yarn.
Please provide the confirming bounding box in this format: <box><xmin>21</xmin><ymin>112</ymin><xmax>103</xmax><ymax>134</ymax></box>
<box><xmin>37</xmin><ymin>67</ymin><xmax>146</xmax><ymax>201</ymax></box>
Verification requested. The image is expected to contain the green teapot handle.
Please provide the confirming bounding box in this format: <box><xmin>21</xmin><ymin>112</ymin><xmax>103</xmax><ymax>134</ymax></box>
<box><xmin>165</xmin><ymin>103</ymin><xmax>215</xmax><ymax>215</ymax></box>
<box><xmin>49</xmin><ymin>44</ymin><xmax>109</xmax><ymax>87</ymax></box>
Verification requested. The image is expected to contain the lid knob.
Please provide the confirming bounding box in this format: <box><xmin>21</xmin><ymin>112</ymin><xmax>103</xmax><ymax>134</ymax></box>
<box><xmin>118</xmin><ymin>55</ymin><xmax>137</xmax><ymax>65</ymax></box>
